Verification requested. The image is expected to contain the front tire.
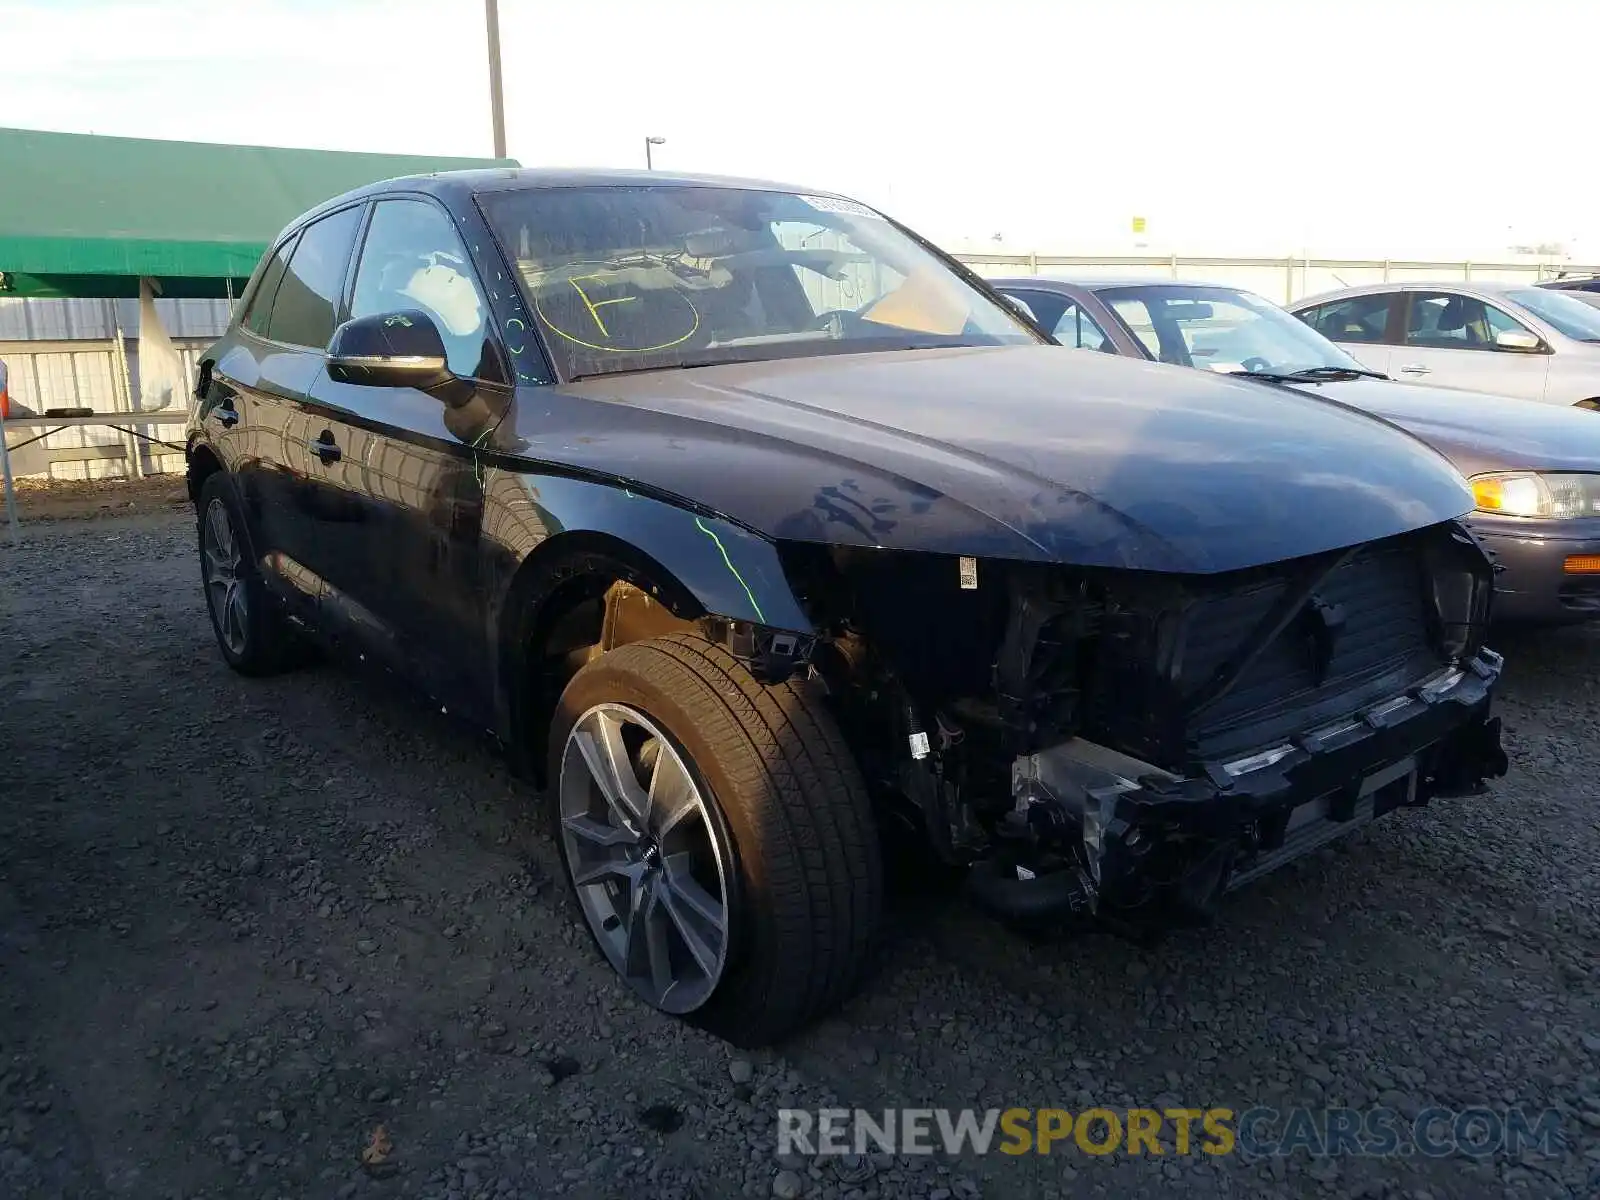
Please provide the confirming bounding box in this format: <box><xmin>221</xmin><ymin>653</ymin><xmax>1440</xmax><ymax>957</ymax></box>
<box><xmin>548</xmin><ymin>634</ymin><xmax>882</xmax><ymax>1046</ymax></box>
<box><xmin>197</xmin><ymin>473</ymin><xmax>302</xmax><ymax>676</ymax></box>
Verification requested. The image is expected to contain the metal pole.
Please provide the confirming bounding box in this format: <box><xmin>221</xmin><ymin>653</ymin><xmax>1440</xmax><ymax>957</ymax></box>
<box><xmin>109</xmin><ymin>298</ymin><xmax>143</xmax><ymax>480</ymax></box>
<box><xmin>1</xmin><ymin>414</ymin><xmax>17</xmax><ymax>545</ymax></box>
<box><xmin>645</xmin><ymin>138</ymin><xmax>652</xmax><ymax>170</ymax></box>
<box><xmin>1</xmin><ymin>355</ymin><xmax>15</xmax><ymax>543</ymax></box>
<box><xmin>485</xmin><ymin>0</ymin><xmax>507</xmax><ymax>159</ymax></box>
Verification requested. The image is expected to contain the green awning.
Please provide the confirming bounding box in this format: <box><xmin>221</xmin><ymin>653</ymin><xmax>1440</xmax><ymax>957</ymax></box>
<box><xmin>0</xmin><ymin>127</ymin><xmax>518</xmax><ymax>299</ymax></box>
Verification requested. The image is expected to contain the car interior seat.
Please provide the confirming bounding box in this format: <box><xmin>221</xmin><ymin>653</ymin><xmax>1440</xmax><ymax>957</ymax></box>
<box><xmin>1431</xmin><ymin>296</ymin><xmax>1481</xmax><ymax>345</ymax></box>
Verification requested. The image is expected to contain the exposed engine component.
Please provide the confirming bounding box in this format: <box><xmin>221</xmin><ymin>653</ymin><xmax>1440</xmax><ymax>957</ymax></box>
<box><xmin>779</xmin><ymin>519</ymin><xmax>1506</xmax><ymax>932</ymax></box>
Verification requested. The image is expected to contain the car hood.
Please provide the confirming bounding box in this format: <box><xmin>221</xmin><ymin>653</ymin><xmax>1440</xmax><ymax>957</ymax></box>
<box><xmin>507</xmin><ymin>345</ymin><xmax>1473</xmax><ymax>574</ymax></box>
<box><xmin>1282</xmin><ymin>376</ymin><xmax>1600</xmax><ymax>477</ymax></box>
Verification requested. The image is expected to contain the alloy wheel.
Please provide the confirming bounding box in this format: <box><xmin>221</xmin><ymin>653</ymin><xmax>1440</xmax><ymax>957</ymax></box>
<box><xmin>558</xmin><ymin>703</ymin><xmax>732</xmax><ymax>1013</ymax></box>
<box><xmin>201</xmin><ymin>498</ymin><xmax>248</xmax><ymax>657</ymax></box>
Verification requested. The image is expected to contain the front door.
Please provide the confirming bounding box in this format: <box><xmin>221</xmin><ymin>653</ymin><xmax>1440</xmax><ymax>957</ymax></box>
<box><xmin>1393</xmin><ymin>290</ymin><xmax>1551</xmax><ymax>400</ymax></box>
<box><xmin>304</xmin><ymin>196</ymin><xmax>512</xmax><ymax>723</ymax></box>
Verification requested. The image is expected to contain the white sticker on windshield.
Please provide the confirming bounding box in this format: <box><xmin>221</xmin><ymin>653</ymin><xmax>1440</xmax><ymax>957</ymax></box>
<box><xmin>797</xmin><ymin>194</ymin><xmax>885</xmax><ymax>220</ymax></box>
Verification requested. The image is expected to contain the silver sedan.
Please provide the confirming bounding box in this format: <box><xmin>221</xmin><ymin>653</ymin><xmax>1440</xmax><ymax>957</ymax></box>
<box><xmin>1287</xmin><ymin>281</ymin><xmax>1600</xmax><ymax>410</ymax></box>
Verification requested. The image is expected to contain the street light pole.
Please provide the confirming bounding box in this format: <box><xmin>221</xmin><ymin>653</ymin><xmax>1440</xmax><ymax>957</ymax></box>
<box><xmin>485</xmin><ymin>0</ymin><xmax>507</xmax><ymax>158</ymax></box>
<box><xmin>645</xmin><ymin>136</ymin><xmax>665</xmax><ymax>169</ymax></box>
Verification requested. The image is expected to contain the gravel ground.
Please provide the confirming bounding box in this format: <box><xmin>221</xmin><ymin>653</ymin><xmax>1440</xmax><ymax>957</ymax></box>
<box><xmin>1</xmin><ymin>508</ymin><xmax>1597</xmax><ymax>1200</ymax></box>
<box><xmin>2</xmin><ymin>476</ymin><xmax>191</xmax><ymax>523</ymax></box>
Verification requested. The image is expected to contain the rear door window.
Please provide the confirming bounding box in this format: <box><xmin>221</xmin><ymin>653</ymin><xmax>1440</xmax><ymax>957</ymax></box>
<box><xmin>1299</xmin><ymin>294</ymin><xmax>1395</xmax><ymax>344</ymax></box>
<box><xmin>1051</xmin><ymin>301</ymin><xmax>1112</xmax><ymax>351</ymax></box>
<box><xmin>994</xmin><ymin>288</ymin><xmax>1066</xmax><ymax>335</ymax></box>
<box><xmin>265</xmin><ymin>206</ymin><xmax>363</xmax><ymax>350</ymax></box>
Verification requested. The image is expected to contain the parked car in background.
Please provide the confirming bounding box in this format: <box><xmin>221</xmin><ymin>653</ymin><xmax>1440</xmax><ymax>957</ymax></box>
<box><xmin>1537</xmin><ymin>273</ymin><xmax>1600</xmax><ymax>295</ymax></box>
<box><xmin>1285</xmin><ymin>282</ymin><xmax>1600</xmax><ymax>410</ymax></box>
<box><xmin>992</xmin><ymin>276</ymin><xmax>1600</xmax><ymax>623</ymax></box>
<box><xmin>186</xmin><ymin>171</ymin><xmax>1508</xmax><ymax>1044</ymax></box>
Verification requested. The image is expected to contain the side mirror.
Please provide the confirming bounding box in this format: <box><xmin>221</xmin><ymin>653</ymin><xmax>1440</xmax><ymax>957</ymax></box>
<box><xmin>328</xmin><ymin>310</ymin><xmax>453</xmax><ymax>389</ymax></box>
<box><xmin>1494</xmin><ymin>328</ymin><xmax>1543</xmax><ymax>353</ymax></box>
<box><xmin>1002</xmin><ymin>293</ymin><xmax>1038</xmax><ymax>324</ymax></box>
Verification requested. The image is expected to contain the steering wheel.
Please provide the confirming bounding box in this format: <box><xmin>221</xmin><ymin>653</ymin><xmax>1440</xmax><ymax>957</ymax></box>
<box><xmin>1240</xmin><ymin>356</ymin><xmax>1272</xmax><ymax>373</ymax></box>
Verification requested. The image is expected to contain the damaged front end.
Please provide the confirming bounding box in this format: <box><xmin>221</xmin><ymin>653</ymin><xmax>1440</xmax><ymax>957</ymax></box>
<box><xmin>788</xmin><ymin>519</ymin><xmax>1508</xmax><ymax>933</ymax></box>
<box><xmin>977</xmin><ymin>659</ymin><xmax>1504</xmax><ymax>928</ymax></box>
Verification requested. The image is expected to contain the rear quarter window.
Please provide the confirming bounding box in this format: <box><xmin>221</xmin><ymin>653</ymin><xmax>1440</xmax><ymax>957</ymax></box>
<box><xmin>241</xmin><ymin>238</ymin><xmax>295</xmax><ymax>338</ymax></box>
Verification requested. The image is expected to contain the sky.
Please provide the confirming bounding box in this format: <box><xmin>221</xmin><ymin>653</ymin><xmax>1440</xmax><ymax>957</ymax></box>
<box><xmin>3</xmin><ymin>0</ymin><xmax>1598</xmax><ymax>260</ymax></box>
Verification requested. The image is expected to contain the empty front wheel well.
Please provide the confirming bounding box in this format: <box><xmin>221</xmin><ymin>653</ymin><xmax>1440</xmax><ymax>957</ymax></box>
<box><xmin>500</xmin><ymin>533</ymin><xmax>706</xmax><ymax>785</ymax></box>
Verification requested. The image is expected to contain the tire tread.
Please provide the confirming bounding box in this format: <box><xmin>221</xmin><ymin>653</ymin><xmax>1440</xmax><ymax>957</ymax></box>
<box><xmin>552</xmin><ymin>633</ymin><xmax>881</xmax><ymax>1044</ymax></box>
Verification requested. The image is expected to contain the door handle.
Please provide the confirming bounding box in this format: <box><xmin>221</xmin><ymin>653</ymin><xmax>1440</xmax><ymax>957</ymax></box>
<box><xmin>307</xmin><ymin>431</ymin><xmax>342</xmax><ymax>464</ymax></box>
<box><xmin>1398</xmin><ymin>364</ymin><xmax>1431</xmax><ymax>376</ymax></box>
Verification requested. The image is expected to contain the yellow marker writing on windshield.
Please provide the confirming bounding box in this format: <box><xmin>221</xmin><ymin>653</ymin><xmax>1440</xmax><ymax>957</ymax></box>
<box><xmin>568</xmin><ymin>274</ymin><xmax>636</xmax><ymax>338</ymax></box>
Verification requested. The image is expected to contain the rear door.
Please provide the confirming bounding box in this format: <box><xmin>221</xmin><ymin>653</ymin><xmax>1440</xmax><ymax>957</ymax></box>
<box><xmin>241</xmin><ymin>205</ymin><xmax>367</xmax><ymax>613</ymax></box>
<box><xmin>202</xmin><ymin>236</ymin><xmax>297</xmax><ymax>566</ymax></box>
<box><xmin>206</xmin><ymin>223</ymin><xmax>362</xmax><ymax>618</ymax></box>
<box><xmin>304</xmin><ymin>195</ymin><xmax>511</xmax><ymax>722</ymax></box>
<box><xmin>1393</xmin><ymin>290</ymin><xmax>1551</xmax><ymax>400</ymax></box>
<box><xmin>1294</xmin><ymin>293</ymin><xmax>1398</xmax><ymax>375</ymax></box>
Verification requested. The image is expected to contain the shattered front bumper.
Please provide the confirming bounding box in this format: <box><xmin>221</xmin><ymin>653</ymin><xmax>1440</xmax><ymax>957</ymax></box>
<box><xmin>969</xmin><ymin>650</ymin><xmax>1507</xmax><ymax>927</ymax></box>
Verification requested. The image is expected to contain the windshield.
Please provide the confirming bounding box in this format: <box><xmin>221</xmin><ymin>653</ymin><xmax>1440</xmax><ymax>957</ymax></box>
<box><xmin>476</xmin><ymin>185</ymin><xmax>1040</xmax><ymax>379</ymax></box>
<box><xmin>1504</xmin><ymin>287</ymin><xmax>1600</xmax><ymax>342</ymax></box>
<box><xmin>1095</xmin><ymin>284</ymin><xmax>1366</xmax><ymax>374</ymax></box>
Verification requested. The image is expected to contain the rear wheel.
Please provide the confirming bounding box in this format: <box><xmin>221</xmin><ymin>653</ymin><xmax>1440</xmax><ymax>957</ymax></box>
<box><xmin>549</xmin><ymin>633</ymin><xmax>882</xmax><ymax>1046</ymax></box>
<box><xmin>197</xmin><ymin>473</ymin><xmax>303</xmax><ymax>676</ymax></box>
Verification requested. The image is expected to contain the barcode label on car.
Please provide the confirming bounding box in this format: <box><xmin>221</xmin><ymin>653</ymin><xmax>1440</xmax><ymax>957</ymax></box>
<box><xmin>959</xmin><ymin>556</ymin><xmax>978</xmax><ymax>590</ymax></box>
<box><xmin>797</xmin><ymin>194</ymin><xmax>884</xmax><ymax>220</ymax></box>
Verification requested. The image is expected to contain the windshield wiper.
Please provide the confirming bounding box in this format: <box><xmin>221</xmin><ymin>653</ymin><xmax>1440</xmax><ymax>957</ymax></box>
<box><xmin>567</xmin><ymin>341</ymin><xmax>981</xmax><ymax>382</ymax></box>
<box><xmin>1228</xmin><ymin>365</ymin><xmax>1389</xmax><ymax>383</ymax></box>
<box><xmin>568</xmin><ymin>361</ymin><xmax>716</xmax><ymax>382</ymax></box>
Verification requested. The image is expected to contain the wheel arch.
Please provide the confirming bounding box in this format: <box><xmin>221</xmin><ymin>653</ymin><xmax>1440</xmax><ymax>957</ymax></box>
<box><xmin>494</xmin><ymin>513</ymin><xmax>815</xmax><ymax>784</ymax></box>
<box><xmin>1576</xmin><ymin>398</ymin><xmax>1600</xmax><ymax>411</ymax></box>
<box><xmin>186</xmin><ymin>438</ymin><xmax>224</xmax><ymax>507</ymax></box>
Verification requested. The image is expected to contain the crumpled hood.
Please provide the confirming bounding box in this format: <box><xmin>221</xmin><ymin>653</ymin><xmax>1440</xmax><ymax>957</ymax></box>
<box><xmin>515</xmin><ymin>345</ymin><xmax>1474</xmax><ymax>574</ymax></box>
<box><xmin>1288</xmin><ymin>376</ymin><xmax>1600</xmax><ymax>478</ymax></box>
